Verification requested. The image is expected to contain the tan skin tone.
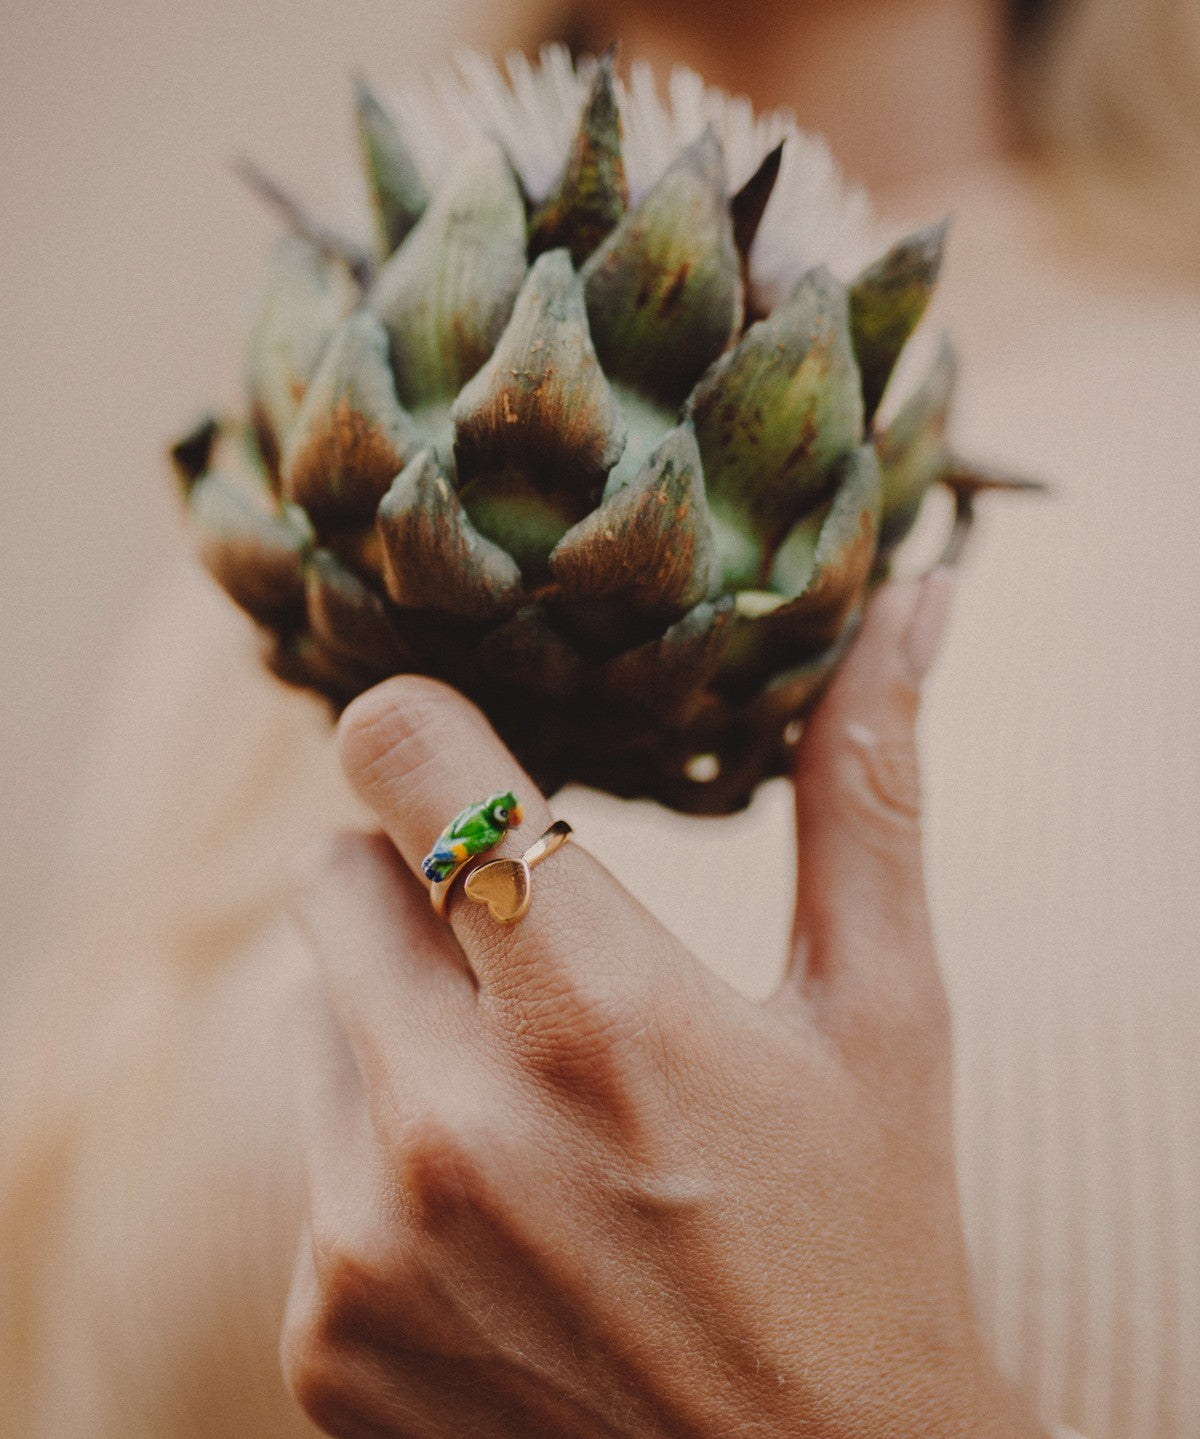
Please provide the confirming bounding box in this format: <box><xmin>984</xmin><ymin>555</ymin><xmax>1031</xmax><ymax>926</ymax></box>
<box><xmin>281</xmin><ymin>575</ymin><xmax>1047</xmax><ymax>1437</ymax></box>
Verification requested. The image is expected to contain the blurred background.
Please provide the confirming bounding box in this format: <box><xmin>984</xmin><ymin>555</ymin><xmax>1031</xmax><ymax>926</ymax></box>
<box><xmin>0</xmin><ymin>0</ymin><xmax>530</xmax><ymax>988</ymax></box>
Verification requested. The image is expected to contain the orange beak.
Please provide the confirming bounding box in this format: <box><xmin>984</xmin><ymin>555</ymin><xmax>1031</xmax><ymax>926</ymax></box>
<box><xmin>510</xmin><ymin>803</ymin><xmax>524</xmax><ymax>828</ymax></box>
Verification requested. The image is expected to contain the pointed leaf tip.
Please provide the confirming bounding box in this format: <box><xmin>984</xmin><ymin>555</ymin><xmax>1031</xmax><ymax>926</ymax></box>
<box><xmin>550</xmin><ymin>422</ymin><xmax>716</xmax><ymax>630</ymax></box>
<box><xmin>582</xmin><ymin>127</ymin><xmax>742</xmax><ymax>407</ymax></box>
<box><xmin>850</xmin><ymin>218</ymin><xmax>949</xmax><ymax>425</ymax></box>
<box><xmin>281</xmin><ymin>310</ymin><xmax>422</xmax><ymax>521</ymax></box>
<box><xmin>530</xmin><ymin>51</ymin><xmax>628</xmax><ymax>267</ymax></box>
<box><xmin>355</xmin><ymin>76</ymin><xmax>429</xmax><ymax>257</ymax></box>
<box><xmin>378</xmin><ymin>449</ymin><xmax>524</xmax><ymax>622</ymax></box>
<box><xmin>731</xmin><ymin>141</ymin><xmax>783</xmax><ymax>269</ymax></box>
<box><xmin>368</xmin><ymin>141</ymin><xmax>527</xmax><ymax>409</ymax></box>
<box><xmin>245</xmin><ymin>236</ymin><xmax>352</xmax><ymax>479</ymax></box>
<box><xmin>453</xmin><ymin>249</ymin><xmax>626</xmax><ymax>576</ymax></box>
<box><xmin>688</xmin><ymin>266</ymin><xmax>864</xmax><ymax>588</ymax></box>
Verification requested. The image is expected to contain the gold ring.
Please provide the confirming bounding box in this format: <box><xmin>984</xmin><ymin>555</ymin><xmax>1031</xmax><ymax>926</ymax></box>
<box><xmin>429</xmin><ymin>820</ymin><xmax>573</xmax><ymax>924</ymax></box>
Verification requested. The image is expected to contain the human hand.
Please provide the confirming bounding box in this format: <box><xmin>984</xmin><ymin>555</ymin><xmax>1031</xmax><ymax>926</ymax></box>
<box><xmin>281</xmin><ymin>573</ymin><xmax>1046</xmax><ymax>1439</ymax></box>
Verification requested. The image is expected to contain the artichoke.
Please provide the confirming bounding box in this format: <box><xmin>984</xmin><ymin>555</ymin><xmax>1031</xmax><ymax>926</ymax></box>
<box><xmin>173</xmin><ymin>48</ymin><xmax>1027</xmax><ymax>814</ymax></box>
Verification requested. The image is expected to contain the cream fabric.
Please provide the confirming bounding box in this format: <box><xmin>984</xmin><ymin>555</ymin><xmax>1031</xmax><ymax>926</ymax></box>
<box><xmin>2</xmin><ymin>162</ymin><xmax>1196</xmax><ymax>1437</ymax></box>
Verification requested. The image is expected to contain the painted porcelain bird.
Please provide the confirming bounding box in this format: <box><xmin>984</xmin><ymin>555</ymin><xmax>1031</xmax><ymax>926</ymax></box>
<box><xmin>421</xmin><ymin>792</ymin><xmax>523</xmax><ymax>883</ymax></box>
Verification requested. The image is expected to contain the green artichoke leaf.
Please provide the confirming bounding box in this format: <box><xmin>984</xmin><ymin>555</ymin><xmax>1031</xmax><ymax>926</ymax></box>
<box><xmin>245</xmin><ymin>236</ymin><xmax>352</xmax><ymax>479</ymax></box>
<box><xmin>355</xmin><ymin>77</ymin><xmax>429</xmax><ymax>257</ymax></box>
<box><xmin>874</xmin><ymin>335</ymin><xmax>956</xmax><ymax>556</ymax></box>
<box><xmin>719</xmin><ymin>443</ymin><xmax>881</xmax><ymax>691</ymax></box>
<box><xmin>190</xmin><ymin>471</ymin><xmax>314</xmax><ymax>623</ymax></box>
<box><xmin>377</xmin><ymin>449</ymin><xmax>524</xmax><ymax>622</ymax></box>
<box><xmin>549</xmin><ymin>422</ymin><xmax>717</xmax><ymax>638</ymax></box>
<box><xmin>453</xmin><ymin>249</ymin><xmax>626</xmax><ymax>577</ymax></box>
<box><xmin>581</xmin><ymin>127</ymin><xmax>743</xmax><ymax>408</ymax></box>
<box><xmin>687</xmin><ymin>266</ymin><xmax>865</xmax><ymax>590</ymax></box>
<box><xmin>530</xmin><ymin>52</ymin><xmax>628</xmax><ymax>268</ymax></box>
<box><xmin>472</xmin><ymin>605</ymin><xmax>585</xmax><ymax>699</ymax></box>
<box><xmin>281</xmin><ymin>311</ymin><xmax>422</xmax><ymax>521</ymax></box>
<box><xmin>602</xmin><ymin>596</ymin><xmax>735</xmax><ymax>720</ymax></box>
<box><xmin>304</xmin><ymin>547</ymin><xmax>415</xmax><ymax>677</ymax></box>
<box><xmin>368</xmin><ymin>140</ymin><xmax>527</xmax><ymax>410</ymax></box>
<box><xmin>849</xmin><ymin>220</ymin><xmax>948</xmax><ymax>427</ymax></box>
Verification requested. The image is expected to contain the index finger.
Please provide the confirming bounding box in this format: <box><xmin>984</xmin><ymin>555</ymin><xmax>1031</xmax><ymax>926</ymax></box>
<box><xmin>336</xmin><ymin>676</ymin><xmax>679</xmax><ymax>999</ymax></box>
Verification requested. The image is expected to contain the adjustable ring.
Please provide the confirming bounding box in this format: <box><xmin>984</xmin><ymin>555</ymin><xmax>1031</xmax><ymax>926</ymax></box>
<box><xmin>425</xmin><ymin>796</ymin><xmax>572</xmax><ymax>924</ymax></box>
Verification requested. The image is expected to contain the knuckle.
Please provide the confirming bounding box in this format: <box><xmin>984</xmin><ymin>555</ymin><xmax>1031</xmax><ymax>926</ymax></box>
<box><xmin>395</xmin><ymin>1111</ymin><xmax>495</xmax><ymax>1232</ymax></box>
<box><xmin>834</xmin><ymin>707</ymin><xmax>922</xmax><ymax>831</ymax></box>
<box><xmin>280</xmin><ymin>1313</ymin><xmax>340</xmax><ymax>1423</ymax></box>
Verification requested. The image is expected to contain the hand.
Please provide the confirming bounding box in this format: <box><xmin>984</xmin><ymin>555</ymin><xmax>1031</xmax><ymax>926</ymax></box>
<box><xmin>281</xmin><ymin>573</ymin><xmax>1046</xmax><ymax>1439</ymax></box>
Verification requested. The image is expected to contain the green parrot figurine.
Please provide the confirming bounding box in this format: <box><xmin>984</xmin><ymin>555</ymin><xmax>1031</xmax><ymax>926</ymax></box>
<box><xmin>421</xmin><ymin>792</ymin><xmax>524</xmax><ymax>883</ymax></box>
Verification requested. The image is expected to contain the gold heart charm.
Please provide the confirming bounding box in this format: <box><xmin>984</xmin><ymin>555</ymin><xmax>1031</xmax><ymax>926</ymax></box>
<box><xmin>463</xmin><ymin>857</ymin><xmax>532</xmax><ymax>924</ymax></box>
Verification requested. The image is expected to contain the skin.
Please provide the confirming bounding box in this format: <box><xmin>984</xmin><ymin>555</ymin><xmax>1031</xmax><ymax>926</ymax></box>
<box><xmin>280</xmin><ymin>573</ymin><xmax>1048</xmax><ymax>1438</ymax></box>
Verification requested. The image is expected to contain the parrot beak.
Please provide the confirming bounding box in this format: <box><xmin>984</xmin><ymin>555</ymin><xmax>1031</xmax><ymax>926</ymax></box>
<box><xmin>510</xmin><ymin>803</ymin><xmax>524</xmax><ymax>828</ymax></box>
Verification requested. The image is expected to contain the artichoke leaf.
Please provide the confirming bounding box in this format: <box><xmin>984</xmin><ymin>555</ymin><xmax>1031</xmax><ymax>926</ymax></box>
<box><xmin>190</xmin><ymin>472</ymin><xmax>314</xmax><ymax>623</ymax></box>
<box><xmin>719</xmin><ymin>444</ymin><xmax>881</xmax><ymax>689</ymax></box>
<box><xmin>378</xmin><ymin>449</ymin><xmax>524</xmax><ymax>622</ymax></box>
<box><xmin>850</xmin><ymin>220</ymin><xmax>948</xmax><ymax>426</ymax></box>
<box><xmin>245</xmin><ymin>236</ymin><xmax>351</xmax><ymax>479</ymax></box>
<box><xmin>688</xmin><ymin>266</ymin><xmax>864</xmax><ymax>588</ymax></box>
<box><xmin>582</xmin><ymin>127</ymin><xmax>743</xmax><ymax>407</ymax></box>
<box><xmin>453</xmin><ymin>249</ymin><xmax>626</xmax><ymax>576</ymax></box>
<box><xmin>602</xmin><ymin>597</ymin><xmax>735</xmax><ymax>720</ymax></box>
<box><xmin>355</xmin><ymin>77</ymin><xmax>429</xmax><ymax>257</ymax></box>
<box><xmin>874</xmin><ymin>335</ymin><xmax>956</xmax><ymax>555</ymax></box>
<box><xmin>282</xmin><ymin>311</ymin><xmax>422</xmax><ymax>521</ymax></box>
<box><xmin>549</xmin><ymin>422</ymin><xmax>716</xmax><ymax>631</ymax></box>
<box><xmin>369</xmin><ymin>140</ymin><xmax>527</xmax><ymax>409</ymax></box>
<box><xmin>305</xmin><ymin>548</ymin><xmax>414</xmax><ymax>676</ymax></box>
<box><xmin>530</xmin><ymin>52</ymin><xmax>628</xmax><ymax>267</ymax></box>
<box><xmin>472</xmin><ymin>606</ymin><xmax>584</xmax><ymax>699</ymax></box>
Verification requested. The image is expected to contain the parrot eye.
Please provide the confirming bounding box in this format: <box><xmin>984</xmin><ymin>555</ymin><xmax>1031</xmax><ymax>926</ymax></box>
<box><xmin>495</xmin><ymin>806</ymin><xmax>508</xmax><ymax>822</ymax></box>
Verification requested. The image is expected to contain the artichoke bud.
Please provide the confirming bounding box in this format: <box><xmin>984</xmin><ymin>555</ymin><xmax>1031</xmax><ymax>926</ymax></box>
<box><xmin>720</xmin><ymin>444</ymin><xmax>881</xmax><ymax>689</ymax></box>
<box><xmin>581</xmin><ymin>127</ymin><xmax>743</xmax><ymax>407</ymax></box>
<box><xmin>377</xmin><ymin>449</ymin><xmax>524</xmax><ymax>621</ymax></box>
<box><xmin>874</xmin><ymin>335</ymin><xmax>956</xmax><ymax>554</ymax></box>
<box><xmin>730</xmin><ymin>141</ymin><xmax>784</xmax><ymax>278</ymax></box>
<box><xmin>354</xmin><ymin>77</ymin><xmax>429</xmax><ymax>257</ymax></box>
<box><xmin>549</xmin><ymin>422</ymin><xmax>716</xmax><ymax>643</ymax></box>
<box><xmin>603</xmin><ymin>597</ymin><xmax>734</xmax><ymax>720</ymax></box>
<box><xmin>452</xmin><ymin>249</ymin><xmax>626</xmax><ymax>577</ymax></box>
<box><xmin>245</xmin><ymin>236</ymin><xmax>352</xmax><ymax>480</ymax></box>
<box><xmin>368</xmin><ymin>141</ymin><xmax>528</xmax><ymax>410</ymax></box>
<box><xmin>189</xmin><ymin>472</ymin><xmax>314</xmax><ymax>623</ymax></box>
<box><xmin>688</xmin><ymin>266</ymin><xmax>864</xmax><ymax>588</ymax></box>
<box><xmin>474</xmin><ymin>605</ymin><xmax>584</xmax><ymax>699</ymax></box>
<box><xmin>304</xmin><ymin>548</ymin><xmax>414</xmax><ymax>676</ymax></box>
<box><xmin>530</xmin><ymin>52</ymin><xmax>628</xmax><ymax>267</ymax></box>
<box><xmin>850</xmin><ymin>219</ymin><xmax>949</xmax><ymax>426</ymax></box>
<box><xmin>281</xmin><ymin>311</ymin><xmax>422</xmax><ymax>521</ymax></box>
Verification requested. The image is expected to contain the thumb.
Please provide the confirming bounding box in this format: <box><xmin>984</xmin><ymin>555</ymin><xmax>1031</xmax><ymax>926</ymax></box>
<box><xmin>784</xmin><ymin>569</ymin><xmax>955</xmax><ymax>1021</ymax></box>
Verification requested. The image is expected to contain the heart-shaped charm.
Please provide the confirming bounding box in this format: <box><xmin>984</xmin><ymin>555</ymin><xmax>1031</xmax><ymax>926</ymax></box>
<box><xmin>463</xmin><ymin>857</ymin><xmax>532</xmax><ymax>924</ymax></box>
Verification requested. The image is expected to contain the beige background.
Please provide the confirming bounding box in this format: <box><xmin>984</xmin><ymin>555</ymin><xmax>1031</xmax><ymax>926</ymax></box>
<box><xmin>0</xmin><ymin>0</ymin><xmax>532</xmax><ymax>983</ymax></box>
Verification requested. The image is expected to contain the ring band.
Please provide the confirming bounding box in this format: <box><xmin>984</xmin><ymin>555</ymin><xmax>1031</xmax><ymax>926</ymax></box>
<box><xmin>429</xmin><ymin>819</ymin><xmax>573</xmax><ymax>923</ymax></box>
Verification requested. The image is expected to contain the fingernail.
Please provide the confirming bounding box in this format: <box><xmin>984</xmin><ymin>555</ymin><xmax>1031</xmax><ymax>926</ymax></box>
<box><xmin>902</xmin><ymin>567</ymin><xmax>956</xmax><ymax>683</ymax></box>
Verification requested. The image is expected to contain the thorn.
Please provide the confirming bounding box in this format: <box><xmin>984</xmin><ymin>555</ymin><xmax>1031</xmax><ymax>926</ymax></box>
<box><xmin>231</xmin><ymin>156</ymin><xmax>374</xmax><ymax>288</ymax></box>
